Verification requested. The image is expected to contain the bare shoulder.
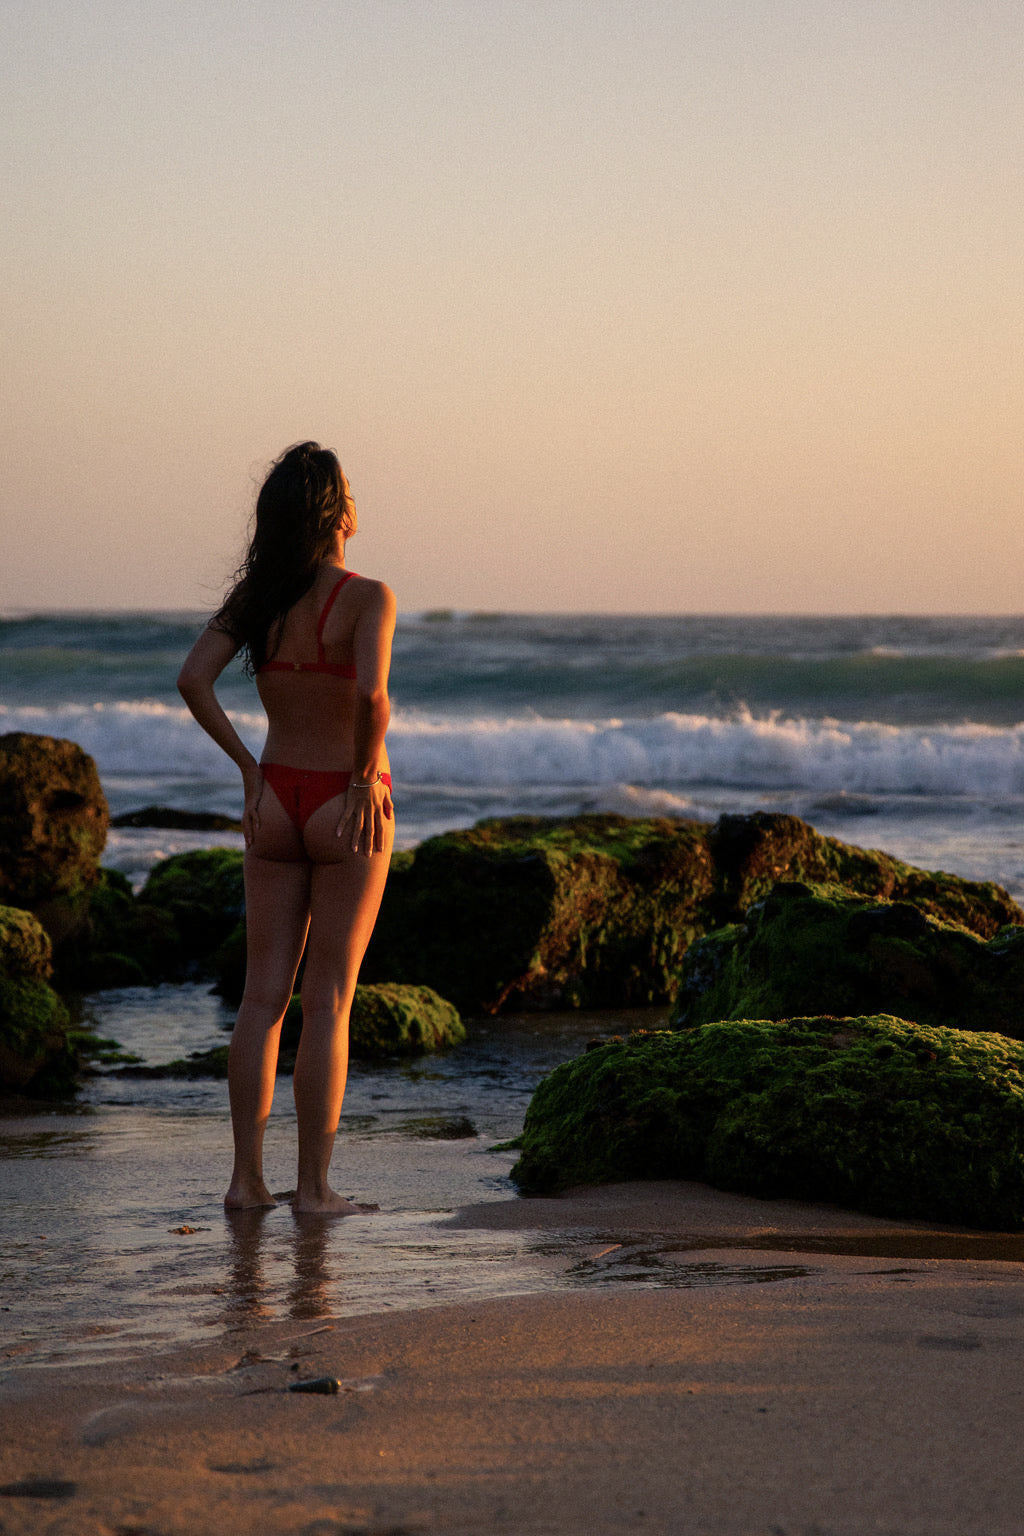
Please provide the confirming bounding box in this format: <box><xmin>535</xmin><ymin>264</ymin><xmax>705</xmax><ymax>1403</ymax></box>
<box><xmin>351</xmin><ymin>576</ymin><xmax>397</xmax><ymax>620</ymax></box>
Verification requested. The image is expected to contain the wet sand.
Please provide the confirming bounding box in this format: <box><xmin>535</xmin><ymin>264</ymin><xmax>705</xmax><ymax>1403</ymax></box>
<box><xmin>4</xmin><ymin>1180</ymin><xmax>1024</xmax><ymax>1535</ymax></box>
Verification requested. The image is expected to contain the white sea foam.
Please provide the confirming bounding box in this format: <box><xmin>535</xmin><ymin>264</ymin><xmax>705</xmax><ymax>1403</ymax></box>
<box><xmin>6</xmin><ymin>699</ymin><xmax>1024</xmax><ymax>799</ymax></box>
<box><xmin>386</xmin><ymin>708</ymin><xmax>1024</xmax><ymax>797</ymax></box>
<box><xmin>0</xmin><ymin>701</ymin><xmax>268</xmax><ymax>777</ymax></box>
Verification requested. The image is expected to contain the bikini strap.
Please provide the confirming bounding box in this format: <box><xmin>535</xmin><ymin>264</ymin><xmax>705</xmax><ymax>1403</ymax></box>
<box><xmin>315</xmin><ymin>572</ymin><xmax>356</xmax><ymax>661</ymax></box>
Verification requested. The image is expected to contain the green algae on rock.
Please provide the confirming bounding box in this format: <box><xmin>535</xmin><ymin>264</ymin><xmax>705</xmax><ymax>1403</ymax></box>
<box><xmin>708</xmin><ymin>812</ymin><xmax>1020</xmax><ymax>937</ymax></box>
<box><xmin>350</xmin><ymin>981</ymin><xmax>465</xmax><ymax>1058</ymax></box>
<box><xmin>63</xmin><ymin>851</ymin><xmax>243</xmax><ymax>990</ymax></box>
<box><xmin>0</xmin><ymin>904</ymin><xmax>55</xmax><ymax>980</ymax></box>
<box><xmin>89</xmin><ymin>812</ymin><xmax>1024</xmax><ymax>1016</ymax></box>
<box><xmin>511</xmin><ymin>1016</ymin><xmax>1024</xmax><ymax>1229</ymax></box>
<box><xmin>66</xmin><ymin>869</ymin><xmax>181</xmax><ymax>990</ymax></box>
<box><xmin>361</xmin><ymin>814</ymin><xmax>716</xmax><ymax>1014</ymax></box>
<box><xmin>0</xmin><ymin>733</ymin><xmax>109</xmax><ymax>962</ymax></box>
<box><xmin>281</xmin><ymin>982</ymin><xmax>465</xmax><ymax>1063</ymax></box>
<box><xmin>138</xmin><ymin>848</ymin><xmax>245</xmax><ymax>972</ymax></box>
<box><xmin>671</xmin><ymin>881</ymin><xmax>1024</xmax><ymax>1038</ymax></box>
<box><xmin>360</xmin><ymin>811</ymin><xmax>1020</xmax><ymax>1015</ymax></box>
<box><xmin>0</xmin><ymin>904</ymin><xmax>75</xmax><ymax>1094</ymax></box>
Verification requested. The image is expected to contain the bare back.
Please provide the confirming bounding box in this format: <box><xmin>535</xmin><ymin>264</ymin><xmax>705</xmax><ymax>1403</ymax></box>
<box><xmin>256</xmin><ymin>565</ymin><xmax>392</xmax><ymax>773</ymax></box>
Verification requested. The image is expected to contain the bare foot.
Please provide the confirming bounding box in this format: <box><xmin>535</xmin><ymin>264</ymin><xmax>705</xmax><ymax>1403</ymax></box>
<box><xmin>292</xmin><ymin>1187</ymin><xmax>380</xmax><ymax>1217</ymax></box>
<box><xmin>224</xmin><ymin>1180</ymin><xmax>277</xmax><ymax>1210</ymax></box>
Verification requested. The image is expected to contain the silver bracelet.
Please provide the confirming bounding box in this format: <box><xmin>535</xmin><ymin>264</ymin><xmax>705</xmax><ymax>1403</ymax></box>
<box><xmin>350</xmin><ymin>771</ymin><xmax>383</xmax><ymax>789</ymax></box>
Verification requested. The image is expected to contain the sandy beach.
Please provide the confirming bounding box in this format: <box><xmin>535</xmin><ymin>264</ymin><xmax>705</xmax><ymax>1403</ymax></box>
<box><xmin>4</xmin><ymin>1179</ymin><xmax>1024</xmax><ymax>1536</ymax></box>
<box><xmin>6</xmin><ymin>0</ymin><xmax>1024</xmax><ymax>1514</ymax></box>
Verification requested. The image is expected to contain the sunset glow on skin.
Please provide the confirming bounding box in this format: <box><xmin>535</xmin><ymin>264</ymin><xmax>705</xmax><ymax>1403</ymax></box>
<box><xmin>2</xmin><ymin>0</ymin><xmax>1021</xmax><ymax>614</ymax></box>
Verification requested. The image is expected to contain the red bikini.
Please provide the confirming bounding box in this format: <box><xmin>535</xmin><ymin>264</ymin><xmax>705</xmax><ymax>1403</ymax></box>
<box><xmin>257</xmin><ymin>573</ymin><xmax>393</xmax><ymax>833</ymax></box>
<box><xmin>257</xmin><ymin>571</ymin><xmax>358</xmax><ymax>679</ymax></box>
<box><xmin>260</xmin><ymin>764</ymin><xmax>393</xmax><ymax>834</ymax></box>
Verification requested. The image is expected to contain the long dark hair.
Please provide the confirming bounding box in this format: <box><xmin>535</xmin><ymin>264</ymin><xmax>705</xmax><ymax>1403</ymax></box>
<box><xmin>215</xmin><ymin>441</ymin><xmax>353</xmax><ymax>673</ymax></box>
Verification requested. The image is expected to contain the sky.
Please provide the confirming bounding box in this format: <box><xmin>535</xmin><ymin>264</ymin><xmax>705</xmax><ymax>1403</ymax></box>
<box><xmin>1</xmin><ymin>0</ymin><xmax>1021</xmax><ymax>614</ymax></box>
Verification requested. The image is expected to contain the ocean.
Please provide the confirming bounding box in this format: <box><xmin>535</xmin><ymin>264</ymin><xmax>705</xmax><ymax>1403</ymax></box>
<box><xmin>5</xmin><ymin>610</ymin><xmax>1024</xmax><ymax>1365</ymax></box>
<box><xmin>3</xmin><ymin>609</ymin><xmax>1024</xmax><ymax>894</ymax></box>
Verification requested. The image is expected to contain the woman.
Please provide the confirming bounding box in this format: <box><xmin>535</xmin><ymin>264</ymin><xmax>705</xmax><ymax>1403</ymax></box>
<box><xmin>178</xmin><ymin>441</ymin><xmax>396</xmax><ymax>1215</ymax></box>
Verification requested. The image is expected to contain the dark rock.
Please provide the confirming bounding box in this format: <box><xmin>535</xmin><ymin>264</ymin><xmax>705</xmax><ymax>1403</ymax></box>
<box><xmin>0</xmin><ymin>733</ymin><xmax>109</xmax><ymax>955</ymax></box>
<box><xmin>671</xmin><ymin>881</ymin><xmax>1024</xmax><ymax>1037</ymax></box>
<box><xmin>62</xmin><ymin>868</ymin><xmax>181</xmax><ymax>990</ymax></box>
<box><xmin>63</xmin><ymin>847</ymin><xmax>246</xmax><ymax>991</ymax></box>
<box><xmin>361</xmin><ymin>816</ymin><xmax>716</xmax><ymax>1014</ymax></box>
<box><xmin>111</xmin><ymin>806</ymin><xmax>243</xmax><ymax>832</ymax></box>
<box><xmin>709</xmin><ymin>811</ymin><xmax>1020</xmax><ymax>936</ymax></box>
<box><xmin>138</xmin><ymin>848</ymin><xmax>245</xmax><ymax>969</ymax></box>
<box><xmin>511</xmin><ymin>1016</ymin><xmax>1024</xmax><ymax>1228</ymax></box>
<box><xmin>360</xmin><ymin>812</ymin><xmax>1021</xmax><ymax>1014</ymax></box>
<box><xmin>174</xmin><ymin>812</ymin><xmax>1024</xmax><ymax>1017</ymax></box>
<box><xmin>0</xmin><ymin>904</ymin><xmax>75</xmax><ymax>1094</ymax></box>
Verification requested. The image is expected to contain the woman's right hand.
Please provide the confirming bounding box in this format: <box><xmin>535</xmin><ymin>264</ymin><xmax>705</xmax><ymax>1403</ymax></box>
<box><xmin>241</xmin><ymin>764</ymin><xmax>265</xmax><ymax>849</ymax></box>
<box><xmin>337</xmin><ymin>777</ymin><xmax>393</xmax><ymax>856</ymax></box>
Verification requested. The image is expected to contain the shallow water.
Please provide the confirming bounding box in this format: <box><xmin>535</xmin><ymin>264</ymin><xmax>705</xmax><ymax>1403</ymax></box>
<box><xmin>1</xmin><ymin>993</ymin><xmax>680</xmax><ymax>1367</ymax></box>
<box><xmin>6</xmin><ymin>986</ymin><xmax>1024</xmax><ymax>1369</ymax></box>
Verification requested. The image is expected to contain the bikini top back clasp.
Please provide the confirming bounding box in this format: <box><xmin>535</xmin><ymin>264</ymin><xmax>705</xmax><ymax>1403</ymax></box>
<box><xmin>257</xmin><ymin>572</ymin><xmax>358</xmax><ymax>678</ymax></box>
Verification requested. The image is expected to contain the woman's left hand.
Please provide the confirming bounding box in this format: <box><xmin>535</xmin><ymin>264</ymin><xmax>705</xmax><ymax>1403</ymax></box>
<box><xmin>336</xmin><ymin>778</ymin><xmax>393</xmax><ymax>856</ymax></box>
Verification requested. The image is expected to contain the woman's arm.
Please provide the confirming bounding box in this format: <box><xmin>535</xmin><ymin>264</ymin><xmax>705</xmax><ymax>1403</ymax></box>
<box><xmin>339</xmin><ymin>581</ymin><xmax>397</xmax><ymax>856</ymax></box>
<box><xmin>177</xmin><ymin>625</ymin><xmax>264</xmax><ymax>845</ymax></box>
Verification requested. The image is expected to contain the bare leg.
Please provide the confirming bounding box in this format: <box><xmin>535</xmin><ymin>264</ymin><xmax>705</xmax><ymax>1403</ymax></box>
<box><xmin>292</xmin><ymin>803</ymin><xmax>394</xmax><ymax>1214</ymax></box>
<box><xmin>225</xmin><ymin>824</ymin><xmax>311</xmax><ymax>1209</ymax></box>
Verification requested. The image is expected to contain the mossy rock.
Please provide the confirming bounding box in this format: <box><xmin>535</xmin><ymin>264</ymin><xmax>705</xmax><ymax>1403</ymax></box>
<box><xmin>138</xmin><ymin>848</ymin><xmax>245</xmax><ymax>970</ymax></box>
<box><xmin>0</xmin><ymin>732</ymin><xmax>108</xmax><ymax>907</ymax></box>
<box><xmin>0</xmin><ymin>904</ymin><xmax>76</xmax><ymax>1093</ymax></box>
<box><xmin>708</xmin><ymin>812</ymin><xmax>1020</xmax><ymax>936</ymax></box>
<box><xmin>0</xmin><ymin>904</ymin><xmax>55</xmax><ymax>980</ymax></box>
<box><xmin>351</xmin><ymin>982</ymin><xmax>465</xmax><ymax>1058</ymax></box>
<box><xmin>190</xmin><ymin>812</ymin><xmax>1024</xmax><ymax>1016</ymax></box>
<box><xmin>511</xmin><ymin>1015</ymin><xmax>1024</xmax><ymax>1229</ymax></box>
<box><xmin>0</xmin><ymin>978</ymin><xmax>78</xmax><ymax>1094</ymax></box>
<box><xmin>363</xmin><ymin>812</ymin><xmax>1021</xmax><ymax>1014</ymax></box>
<box><xmin>671</xmin><ymin>881</ymin><xmax>1024</xmax><ymax>1037</ymax></box>
<box><xmin>0</xmin><ymin>733</ymin><xmax>109</xmax><ymax>962</ymax></box>
<box><xmin>59</xmin><ymin>869</ymin><xmax>181</xmax><ymax>990</ymax></box>
<box><xmin>281</xmin><ymin>982</ymin><xmax>464</xmax><ymax>1063</ymax></box>
<box><xmin>361</xmin><ymin>814</ymin><xmax>716</xmax><ymax>1014</ymax></box>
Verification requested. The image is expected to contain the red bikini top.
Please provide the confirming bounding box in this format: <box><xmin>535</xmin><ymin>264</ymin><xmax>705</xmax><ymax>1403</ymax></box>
<box><xmin>257</xmin><ymin>572</ymin><xmax>358</xmax><ymax>678</ymax></box>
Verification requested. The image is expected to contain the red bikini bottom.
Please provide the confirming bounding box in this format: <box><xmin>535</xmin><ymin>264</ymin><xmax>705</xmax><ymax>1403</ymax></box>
<box><xmin>261</xmin><ymin>763</ymin><xmax>393</xmax><ymax>834</ymax></box>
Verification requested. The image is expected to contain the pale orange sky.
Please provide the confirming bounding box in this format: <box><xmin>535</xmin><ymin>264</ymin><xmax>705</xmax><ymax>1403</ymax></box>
<box><xmin>1</xmin><ymin>0</ymin><xmax>1021</xmax><ymax>613</ymax></box>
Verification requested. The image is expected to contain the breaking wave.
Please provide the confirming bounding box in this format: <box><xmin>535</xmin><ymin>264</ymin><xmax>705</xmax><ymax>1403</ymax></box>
<box><xmin>6</xmin><ymin>700</ymin><xmax>1024</xmax><ymax>799</ymax></box>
